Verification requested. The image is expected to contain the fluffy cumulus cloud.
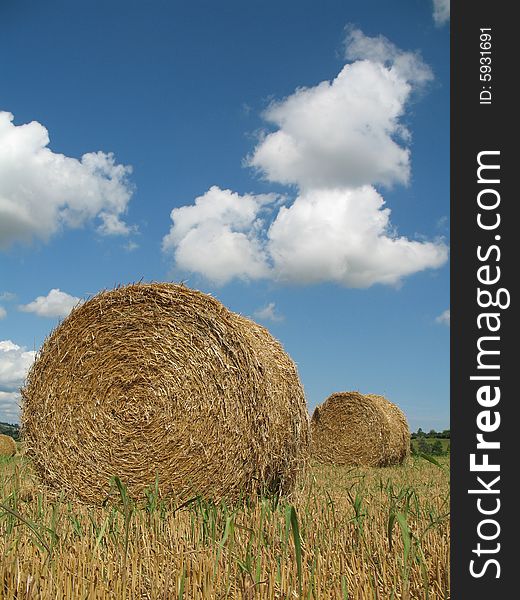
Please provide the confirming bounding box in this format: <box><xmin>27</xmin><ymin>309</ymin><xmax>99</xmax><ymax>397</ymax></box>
<box><xmin>436</xmin><ymin>309</ymin><xmax>450</xmax><ymax>326</ymax></box>
<box><xmin>432</xmin><ymin>0</ymin><xmax>450</xmax><ymax>26</ymax></box>
<box><xmin>0</xmin><ymin>340</ymin><xmax>35</xmax><ymax>390</ymax></box>
<box><xmin>268</xmin><ymin>187</ymin><xmax>446</xmax><ymax>287</ymax></box>
<box><xmin>0</xmin><ymin>340</ymin><xmax>36</xmax><ymax>422</ymax></box>
<box><xmin>163</xmin><ymin>186</ymin><xmax>276</xmax><ymax>284</ymax></box>
<box><xmin>0</xmin><ymin>111</ymin><xmax>135</xmax><ymax>249</ymax></box>
<box><xmin>19</xmin><ymin>288</ymin><xmax>82</xmax><ymax>318</ymax></box>
<box><xmin>163</xmin><ymin>28</ymin><xmax>448</xmax><ymax>288</ymax></box>
<box><xmin>254</xmin><ymin>302</ymin><xmax>284</xmax><ymax>323</ymax></box>
<box><xmin>247</xmin><ymin>28</ymin><xmax>432</xmax><ymax>190</ymax></box>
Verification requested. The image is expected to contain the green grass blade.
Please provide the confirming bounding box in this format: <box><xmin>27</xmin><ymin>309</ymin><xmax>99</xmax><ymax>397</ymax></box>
<box><xmin>289</xmin><ymin>505</ymin><xmax>303</xmax><ymax>597</ymax></box>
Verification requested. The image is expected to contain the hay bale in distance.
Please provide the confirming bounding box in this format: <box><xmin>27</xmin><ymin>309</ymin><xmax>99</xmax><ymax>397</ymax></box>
<box><xmin>21</xmin><ymin>283</ymin><xmax>310</xmax><ymax>504</ymax></box>
<box><xmin>310</xmin><ymin>391</ymin><xmax>409</xmax><ymax>467</ymax></box>
<box><xmin>310</xmin><ymin>392</ymin><xmax>390</xmax><ymax>467</ymax></box>
<box><xmin>0</xmin><ymin>434</ymin><xmax>17</xmax><ymax>457</ymax></box>
<box><xmin>365</xmin><ymin>394</ymin><xmax>410</xmax><ymax>465</ymax></box>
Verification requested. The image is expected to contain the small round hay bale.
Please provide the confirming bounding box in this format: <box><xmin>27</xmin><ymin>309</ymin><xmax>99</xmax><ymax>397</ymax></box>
<box><xmin>0</xmin><ymin>434</ymin><xmax>17</xmax><ymax>457</ymax></box>
<box><xmin>21</xmin><ymin>283</ymin><xmax>310</xmax><ymax>504</ymax></box>
<box><xmin>310</xmin><ymin>391</ymin><xmax>391</xmax><ymax>467</ymax></box>
<box><xmin>365</xmin><ymin>394</ymin><xmax>410</xmax><ymax>465</ymax></box>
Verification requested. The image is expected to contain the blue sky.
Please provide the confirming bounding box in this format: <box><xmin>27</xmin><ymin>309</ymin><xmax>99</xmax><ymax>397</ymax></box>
<box><xmin>0</xmin><ymin>0</ymin><xmax>450</xmax><ymax>429</ymax></box>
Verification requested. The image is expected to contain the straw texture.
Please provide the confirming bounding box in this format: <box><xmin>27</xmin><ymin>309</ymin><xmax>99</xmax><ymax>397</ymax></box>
<box><xmin>366</xmin><ymin>394</ymin><xmax>410</xmax><ymax>465</ymax></box>
<box><xmin>0</xmin><ymin>434</ymin><xmax>17</xmax><ymax>457</ymax></box>
<box><xmin>21</xmin><ymin>283</ymin><xmax>309</xmax><ymax>504</ymax></box>
<box><xmin>234</xmin><ymin>314</ymin><xmax>310</xmax><ymax>493</ymax></box>
<box><xmin>310</xmin><ymin>391</ymin><xmax>409</xmax><ymax>467</ymax></box>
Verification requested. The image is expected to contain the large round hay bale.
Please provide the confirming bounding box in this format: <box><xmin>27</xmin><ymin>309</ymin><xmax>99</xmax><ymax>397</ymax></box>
<box><xmin>234</xmin><ymin>314</ymin><xmax>310</xmax><ymax>493</ymax></box>
<box><xmin>0</xmin><ymin>434</ymin><xmax>17</xmax><ymax>457</ymax></box>
<box><xmin>21</xmin><ymin>283</ymin><xmax>309</xmax><ymax>504</ymax></box>
<box><xmin>365</xmin><ymin>394</ymin><xmax>410</xmax><ymax>465</ymax></box>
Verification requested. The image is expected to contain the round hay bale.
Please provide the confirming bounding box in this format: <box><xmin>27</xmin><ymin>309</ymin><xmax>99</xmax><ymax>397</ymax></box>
<box><xmin>233</xmin><ymin>314</ymin><xmax>310</xmax><ymax>493</ymax></box>
<box><xmin>0</xmin><ymin>434</ymin><xmax>17</xmax><ymax>457</ymax></box>
<box><xmin>310</xmin><ymin>391</ymin><xmax>391</xmax><ymax>467</ymax></box>
<box><xmin>365</xmin><ymin>394</ymin><xmax>410</xmax><ymax>465</ymax></box>
<box><xmin>21</xmin><ymin>283</ymin><xmax>310</xmax><ymax>504</ymax></box>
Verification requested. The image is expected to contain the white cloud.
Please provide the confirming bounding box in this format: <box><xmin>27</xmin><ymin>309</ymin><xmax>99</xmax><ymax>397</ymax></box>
<box><xmin>164</xmin><ymin>185</ymin><xmax>447</xmax><ymax>287</ymax></box>
<box><xmin>344</xmin><ymin>26</ymin><xmax>434</xmax><ymax>85</ymax></box>
<box><xmin>247</xmin><ymin>28</ymin><xmax>432</xmax><ymax>190</ymax></box>
<box><xmin>162</xmin><ymin>28</ymin><xmax>448</xmax><ymax>288</ymax></box>
<box><xmin>0</xmin><ymin>306</ymin><xmax>6</xmax><ymax>319</ymax></box>
<box><xmin>254</xmin><ymin>302</ymin><xmax>284</xmax><ymax>322</ymax></box>
<box><xmin>97</xmin><ymin>212</ymin><xmax>136</xmax><ymax>236</ymax></box>
<box><xmin>0</xmin><ymin>340</ymin><xmax>36</xmax><ymax>390</ymax></box>
<box><xmin>436</xmin><ymin>309</ymin><xmax>450</xmax><ymax>326</ymax></box>
<box><xmin>0</xmin><ymin>111</ymin><xmax>135</xmax><ymax>249</ymax></box>
<box><xmin>268</xmin><ymin>187</ymin><xmax>447</xmax><ymax>287</ymax></box>
<box><xmin>0</xmin><ymin>391</ymin><xmax>20</xmax><ymax>423</ymax></box>
<box><xmin>432</xmin><ymin>0</ymin><xmax>450</xmax><ymax>26</ymax></box>
<box><xmin>0</xmin><ymin>339</ymin><xmax>36</xmax><ymax>423</ymax></box>
<box><xmin>19</xmin><ymin>288</ymin><xmax>82</xmax><ymax>318</ymax></box>
<box><xmin>163</xmin><ymin>186</ymin><xmax>276</xmax><ymax>284</ymax></box>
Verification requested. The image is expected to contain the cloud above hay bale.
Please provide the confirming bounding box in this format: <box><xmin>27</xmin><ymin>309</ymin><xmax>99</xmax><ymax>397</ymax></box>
<box><xmin>248</xmin><ymin>27</ymin><xmax>432</xmax><ymax>190</ymax></box>
<box><xmin>267</xmin><ymin>187</ymin><xmax>447</xmax><ymax>287</ymax></box>
<box><xmin>19</xmin><ymin>289</ymin><xmax>83</xmax><ymax>318</ymax></box>
<box><xmin>163</xmin><ymin>29</ymin><xmax>447</xmax><ymax>288</ymax></box>
<box><xmin>0</xmin><ymin>111</ymin><xmax>135</xmax><ymax>249</ymax></box>
<box><xmin>163</xmin><ymin>186</ymin><xmax>447</xmax><ymax>290</ymax></box>
<box><xmin>162</xmin><ymin>186</ymin><xmax>275</xmax><ymax>284</ymax></box>
<box><xmin>0</xmin><ymin>306</ymin><xmax>6</xmax><ymax>320</ymax></box>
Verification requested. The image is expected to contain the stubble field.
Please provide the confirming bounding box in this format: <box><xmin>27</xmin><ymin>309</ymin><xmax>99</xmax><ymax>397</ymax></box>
<box><xmin>0</xmin><ymin>454</ymin><xmax>449</xmax><ymax>599</ymax></box>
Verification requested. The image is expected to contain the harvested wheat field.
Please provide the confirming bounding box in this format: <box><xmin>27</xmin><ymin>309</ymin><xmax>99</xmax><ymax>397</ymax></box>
<box><xmin>21</xmin><ymin>283</ymin><xmax>309</xmax><ymax>504</ymax></box>
<box><xmin>0</xmin><ymin>434</ymin><xmax>16</xmax><ymax>457</ymax></box>
<box><xmin>310</xmin><ymin>391</ymin><xmax>410</xmax><ymax>468</ymax></box>
<box><xmin>0</xmin><ymin>453</ymin><xmax>450</xmax><ymax>599</ymax></box>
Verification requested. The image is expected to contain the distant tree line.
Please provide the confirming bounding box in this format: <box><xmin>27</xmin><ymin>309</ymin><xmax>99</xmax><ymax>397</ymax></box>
<box><xmin>411</xmin><ymin>428</ymin><xmax>450</xmax><ymax>439</ymax></box>
<box><xmin>410</xmin><ymin>428</ymin><xmax>450</xmax><ymax>456</ymax></box>
<box><xmin>0</xmin><ymin>422</ymin><xmax>20</xmax><ymax>441</ymax></box>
